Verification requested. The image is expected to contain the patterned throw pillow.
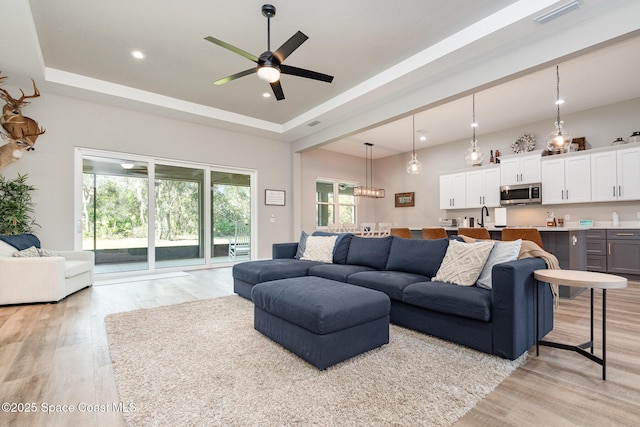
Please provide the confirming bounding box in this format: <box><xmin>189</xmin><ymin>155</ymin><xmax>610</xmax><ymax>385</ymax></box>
<box><xmin>301</xmin><ymin>235</ymin><xmax>338</xmax><ymax>263</ymax></box>
<box><xmin>432</xmin><ymin>240</ymin><xmax>495</xmax><ymax>286</ymax></box>
<box><xmin>12</xmin><ymin>246</ymin><xmax>41</xmax><ymax>257</ymax></box>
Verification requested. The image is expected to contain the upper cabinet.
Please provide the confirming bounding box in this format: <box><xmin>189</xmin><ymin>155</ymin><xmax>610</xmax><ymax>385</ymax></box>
<box><xmin>541</xmin><ymin>153</ymin><xmax>591</xmax><ymax>205</ymax></box>
<box><xmin>465</xmin><ymin>167</ymin><xmax>500</xmax><ymax>208</ymax></box>
<box><xmin>439</xmin><ymin>172</ymin><xmax>466</xmax><ymax>210</ymax></box>
<box><xmin>591</xmin><ymin>145</ymin><xmax>640</xmax><ymax>202</ymax></box>
<box><xmin>499</xmin><ymin>151</ymin><xmax>542</xmax><ymax>185</ymax></box>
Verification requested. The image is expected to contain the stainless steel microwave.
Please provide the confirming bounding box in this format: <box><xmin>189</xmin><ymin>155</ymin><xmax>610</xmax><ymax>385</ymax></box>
<box><xmin>500</xmin><ymin>183</ymin><xmax>542</xmax><ymax>206</ymax></box>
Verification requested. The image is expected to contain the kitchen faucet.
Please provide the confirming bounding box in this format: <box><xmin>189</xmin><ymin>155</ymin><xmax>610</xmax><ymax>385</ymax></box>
<box><xmin>479</xmin><ymin>206</ymin><xmax>489</xmax><ymax>228</ymax></box>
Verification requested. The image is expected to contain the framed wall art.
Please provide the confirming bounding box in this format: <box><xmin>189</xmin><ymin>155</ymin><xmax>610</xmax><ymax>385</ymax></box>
<box><xmin>395</xmin><ymin>192</ymin><xmax>415</xmax><ymax>208</ymax></box>
<box><xmin>265</xmin><ymin>189</ymin><xmax>286</xmax><ymax>206</ymax></box>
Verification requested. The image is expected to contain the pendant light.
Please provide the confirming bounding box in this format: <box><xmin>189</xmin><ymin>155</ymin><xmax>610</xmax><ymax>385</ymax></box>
<box><xmin>464</xmin><ymin>94</ymin><xmax>484</xmax><ymax>166</ymax></box>
<box><xmin>354</xmin><ymin>143</ymin><xmax>385</xmax><ymax>198</ymax></box>
<box><xmin>406</xmin><ymin>115</ymin><xmax>423</xmax><ymax>174</ymax></box>
<box><xmin>546</xmin><ymin>65</ymin><xmax>572</xmax><ymax>153</ymax></box>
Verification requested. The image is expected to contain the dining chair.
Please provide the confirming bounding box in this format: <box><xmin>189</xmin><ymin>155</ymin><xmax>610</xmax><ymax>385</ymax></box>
<box><xmin>502</xmin><ymin>228</ymin><xmax>544</xmax><ymax>249</ymax></box>
<box><xmin>390</xmin><ymin>228</ymin><xmax>412</xmax><ymax>239</ymax></box>
<box><xmin>327</xmin><ymin>223</ymin><xmax>341</xmax><ymax>233</ymax></box>
<box><xmin>421</xmin><ymin>228</ymin><xmax>448</xmax><ymax>239</ymax></box>
<box><xmin>457</xmin><ymin>227</ymin><xmax>491</xmax><ymax>240</ymax></box>
<box><xmin>342</xmin><ymin>223</ymin><xmax>356</xmax><ymax>233</ymax></box>
<box><xmin>360</xmin><ymin>222</ymin><xmax>376</xmax><ymax>237</ymax></box>
<box><xmin>377</xmin><ymin>223</ymin><xmax>392</xmax><ymax>237</ymax></box>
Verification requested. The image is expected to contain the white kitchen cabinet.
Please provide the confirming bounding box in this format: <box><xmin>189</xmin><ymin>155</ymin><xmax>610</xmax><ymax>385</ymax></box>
<box><xmin>591</xmin><ymin>146</ymin><xmax>640</xmax><ymax>202</ymax></box>
<box><xmin>439</xmin><ymin>173</ymin><xmax>466</xmax><ymax>209</ymax></box>
<box><xmin>541</xmin><ymin>153</ymin><xmax>591</xmax><ymax>204</ymax></box>
<box><xmin>465</xmin><ymin>167</ymin><xmax>500</xmax><ymax>208</ymax></box>
<box><xmin>499</xmin><ymin>152</ymin><xmax>542</xmax><ymax>185</ymax></box>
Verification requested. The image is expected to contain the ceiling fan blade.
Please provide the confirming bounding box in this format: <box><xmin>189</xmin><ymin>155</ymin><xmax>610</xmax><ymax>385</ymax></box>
<box><xmin>280</xmin><ymin>64</ymin><xmax>334</xmax><ymax>83</ymax></box>
<box><xmin>273</xmin><ymin>31</ymin><xmax>308</xmax><ymax>63</ymax></box>
<box><xmin>270</xmin><ymin>81</ymin><xmax>285</xmax><ymax>100</ymax></box>
<box><xmin>214</xmin><ymin>68</ymin><xmax>256</xmax><ymax>85</ymax></box>
<box><xmin>204</xmin><ymin>36</ymin><xmax>259</xmax><ymax>63</ymax></box>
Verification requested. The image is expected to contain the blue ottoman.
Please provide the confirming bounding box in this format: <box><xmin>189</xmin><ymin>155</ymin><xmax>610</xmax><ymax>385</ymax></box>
<box><xmin>251</xmin><ymin>276</ymin><xmax>391</xmax><ymax>370</ymax></box>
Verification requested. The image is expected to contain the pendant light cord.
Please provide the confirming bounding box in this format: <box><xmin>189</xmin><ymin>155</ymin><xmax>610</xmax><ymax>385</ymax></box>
<box><xmin>472</xmin><ymin>94</ymin><xmax>476</xmax><ymax>141</ymax></box>
<box><xmin>412</xmin><ymin>115</ymin><xmax>416</xmax><ymax>155</ymax></box>
<box><xmin>556</xmin><ymin>65</ymin><xmax>561</xmax><ymax>125</ymax></box>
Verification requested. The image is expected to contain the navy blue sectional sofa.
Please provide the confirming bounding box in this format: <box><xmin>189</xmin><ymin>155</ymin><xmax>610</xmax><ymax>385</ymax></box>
<box><xmin>232</xmin><ymin>234</ymin><xmax>554</xmax><ymax>360</ymax></box>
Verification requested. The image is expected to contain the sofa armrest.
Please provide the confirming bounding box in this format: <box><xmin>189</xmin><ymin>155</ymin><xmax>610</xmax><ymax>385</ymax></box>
<box><xmin>0</xmin><ymin>256</ymin><xmax>67</xmax><ymax>303</ymax></box>
<box><xmin>491</xmin><ymin>257</ymin><xmax>554</xmax><ymax>359</ymax></box>
<box><xmin>272</xmin><ymin>243</ymin><xmax>298</xmax><ymax>259</ymax></box>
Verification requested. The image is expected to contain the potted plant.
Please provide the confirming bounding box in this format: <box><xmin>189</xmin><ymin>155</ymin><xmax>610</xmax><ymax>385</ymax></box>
<box><xmin>0</xmin><ymin>173</ymin><xmax>39</xmax><ymax>235</ymax></box>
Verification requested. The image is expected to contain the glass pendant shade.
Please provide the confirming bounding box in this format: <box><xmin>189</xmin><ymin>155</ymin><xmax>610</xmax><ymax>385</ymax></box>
<box><xmin>465</xmin><ymin>139</ymin><xmax>484</xmax><ymax>166</ymax></box>
<box><xmin>406</xmin><ymin>153</ymin><xmax>423</xmax><ymax>174</ymax></box>
<box><xmin>545</xmin><ymin>121</ymin><xmax>572</xmax><ymax>153</ymax></box>
<box><xmin>406</xmin><ymin>115</ymin><xmax>422</xmax><ymax>174</ymax></box>
<box><xmin>547</xmin><ymin>66</ymin><xmax>571</xmax><ymax>153</ymax></box>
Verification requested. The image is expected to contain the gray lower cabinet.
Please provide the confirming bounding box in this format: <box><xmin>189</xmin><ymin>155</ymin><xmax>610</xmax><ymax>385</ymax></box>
<box><xmin>586</xmin><ymin>229</ymin><xmax>640</xmax><ymax>276</ymax></box>
<box><xmin>607</xmin><ymin>229</ymin><xmax>640</xmax><ymax>275</ymax></box>
<box><xmin>586</xmin><ymin>229</ymin><xmax>607</xmax><ymax>272</ymax></box>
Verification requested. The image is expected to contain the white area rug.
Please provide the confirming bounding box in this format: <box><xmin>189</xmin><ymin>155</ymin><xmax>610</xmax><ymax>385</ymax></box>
<box><xmin>105</xmin><ymin>295</ymin><xmax>525</xmax><ymax>426</ymax></box>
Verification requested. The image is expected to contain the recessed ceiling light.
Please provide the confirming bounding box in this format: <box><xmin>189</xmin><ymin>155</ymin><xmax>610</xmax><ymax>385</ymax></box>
<box><xmin>131</xmin><ymin>50</ymin><xmax>145</xmax><ymax>59</ymax></box>
<box><xmin>262</xmin><ymin>92</ymin><xmax>271</xmax><ymax>98</ymax></box>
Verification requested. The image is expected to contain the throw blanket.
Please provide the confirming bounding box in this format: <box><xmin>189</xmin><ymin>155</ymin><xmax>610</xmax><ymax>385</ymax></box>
<box><xmin>458</xmin><ymin>235</ymin><xmax>560</xmax><ymax>307</ymax></box>
<box><xmin>517</xmin><ymin>240</ymin><xmax>560</xmax><ymax>307</ymax></box>
<box><xmin>0</xmin><ymin>233</ymin><xmax>41</xmax><ymax>250</ymax></box>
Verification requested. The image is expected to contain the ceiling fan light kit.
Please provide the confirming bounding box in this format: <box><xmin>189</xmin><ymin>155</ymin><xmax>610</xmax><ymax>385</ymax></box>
<box><xmin>205</xmin><ymin>4</ymin><xmax>334</xmax><ymax>101</ymax></box>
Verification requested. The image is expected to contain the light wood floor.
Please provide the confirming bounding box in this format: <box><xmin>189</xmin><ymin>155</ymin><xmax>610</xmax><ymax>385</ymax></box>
<box><xmin>1</xmin><ymin>269</ymin><xmax>638</xmax><ymax>426</ymax></box>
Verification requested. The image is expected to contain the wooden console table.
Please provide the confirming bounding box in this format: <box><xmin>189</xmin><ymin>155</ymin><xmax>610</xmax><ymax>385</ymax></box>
<box><xmin>533</xmin><ymin>269</ymin><xmax>627</xmax><ymax>380</ymax></box>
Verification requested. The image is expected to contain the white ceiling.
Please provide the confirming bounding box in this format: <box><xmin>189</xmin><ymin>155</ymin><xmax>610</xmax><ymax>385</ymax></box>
<box><xmin>3</xmin><ymin>0</ymin><xmax>640</xmax><ymax>158</ymax></box>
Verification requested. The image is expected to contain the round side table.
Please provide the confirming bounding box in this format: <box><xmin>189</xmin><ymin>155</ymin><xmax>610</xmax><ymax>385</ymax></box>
<box><xmin>533</xmin><ymin>269</ymin><xmax>627</xmax><ymax>380</ymax></box>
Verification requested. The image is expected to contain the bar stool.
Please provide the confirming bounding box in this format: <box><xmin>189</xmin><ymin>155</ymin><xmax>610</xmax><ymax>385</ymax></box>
<box><xmin>502</xmin><ymin>228</ymin><xmax>544</xmax><ymax>249</ymax></box>
<box><xmin>421</xmin><ymin>228</ymin><xmax>448</xmax><ymax>239</ymax></box>
<box><xmin>390</xmin><ymin>228</ymin><xmax>412</xmax><ymax>239</ymax></box>
<box><xmin>457</xmin><ymin>227</ymin><xmax>490</xmax><ymax>239</ymax></box>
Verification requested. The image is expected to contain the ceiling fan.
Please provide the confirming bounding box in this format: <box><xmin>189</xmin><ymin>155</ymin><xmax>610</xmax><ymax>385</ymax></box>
<box><xmin>204</xmin><ymin>4</ymin><xmax>334</xmax><ymax>101</ymax></box>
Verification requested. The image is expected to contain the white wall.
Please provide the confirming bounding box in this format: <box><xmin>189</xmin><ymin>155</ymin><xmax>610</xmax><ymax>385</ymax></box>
<box><xmin>301</xmin><ymin>97</ymin><xmax>640</xmax><ymax>229</ymax></box>
<box><xmin>0</xmin><ymin>88</ymin><xmax>293</xmax><ymax>257</ymax></box>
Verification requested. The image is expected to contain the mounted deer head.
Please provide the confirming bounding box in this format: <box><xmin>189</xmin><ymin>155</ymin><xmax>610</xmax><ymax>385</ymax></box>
<box><xmin>0</xmin><ymin>134</ymin><xmax>28</xmax><ymax>169</ymax></box>
<box><xmin>0</xmin><ymin>78</ymin><xmax>46</xmax><ymax>149</ymax></box>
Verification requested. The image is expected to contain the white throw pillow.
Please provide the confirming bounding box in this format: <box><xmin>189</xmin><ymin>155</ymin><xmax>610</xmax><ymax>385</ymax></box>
<box><xmin>0</xmin><ymin>241</ymin><xmax>15</xmax><ymax>257</ymax></box>
<box><xmin>477</xmin><ymin>239</ymin><xmax>522</xmax><ymax>289</ymax></box>
<box><xmin>432</xmin><ymin>240</ymin><xmax>495</xmax><ymax>286</ymax></box>
<box><xmin>301</xmin><ymin>235</ymin><xmax>337</xmax><ymax>263</ymax></box>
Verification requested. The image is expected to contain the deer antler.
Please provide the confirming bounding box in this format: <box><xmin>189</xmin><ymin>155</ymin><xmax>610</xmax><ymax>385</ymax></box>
<box><xmin>0</xmin><ymin>79</ymin><xmax>40</xmax><ymax>108</ymax></box>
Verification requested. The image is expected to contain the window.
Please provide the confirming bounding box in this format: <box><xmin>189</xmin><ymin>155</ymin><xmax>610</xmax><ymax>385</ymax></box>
<box><xmin>316</xmin><ymin>179</ymin><xmax>356</xmax><ymax>227</ymax></box>
<box><xmin>76</xmin><ymin>148</ymin><xmax>256</xmax><ymax>275</ymax></box>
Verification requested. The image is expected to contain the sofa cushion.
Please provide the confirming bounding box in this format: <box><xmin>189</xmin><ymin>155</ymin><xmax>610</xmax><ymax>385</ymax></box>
<box><xmin>301</xmin><ymin>235</ymin><xmax>337</xmax><ymax>263</ymax></box>
<box><xmin>0</xmin><ymin>233</ymin><xmax>41</xmax><ymax>250</ymax></box>
<box><xmin>402</xmin><ymin>281</ymin><xmax>492</xmax><ymax>322</ymax></box>
<box><xmin>432</xmin><ymin>240</ymin><xmax>495</xmax><ymax>286</ymax></box>
<box><xmin>348</xmin><ymin>270</ymin><xmax>429</xmax><ymax>301</ymax></box>
<box><xmin>346</xmin><ymin>235</ymin><xmax>393</xmax><ymax>270</ymax></box>
<box><xmin>65</xmin><ymin>260</ymin><xmax>93</xmax><ymax>278</ymax></box>
<box><xmin>385</xmin><ymin>237</ymin><xmax>449</xmax><ymax>277</ymax></box>
<box><xmin>312</xmin><ymin>232</ymin><xmax>353</xmax><ymax>264</ymax></box>
<box><xmin>308</xmin><ymin>263</ymin><xmax>375</xmax><ymax>282</ymax></box>
<box><xmin>233</xmin><ymin>259</ymin><xmax>321</xmax><ymax>285</ymax></box>
<box><xmin>12</xmin><ymin>246</ymin><xmax>40</xmax><ymax>257</ymax></box>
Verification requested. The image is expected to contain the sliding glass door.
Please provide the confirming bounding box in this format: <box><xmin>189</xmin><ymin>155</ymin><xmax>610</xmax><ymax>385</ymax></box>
<box><xmin>77</xmin><ymin>149</ymin><xmax>255</xmax><ymax>275</ymax></box>
<box><xmin>82</xmin><ymin>156</ymin><xmax>150</xmax><ymax>273</ymax></box>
